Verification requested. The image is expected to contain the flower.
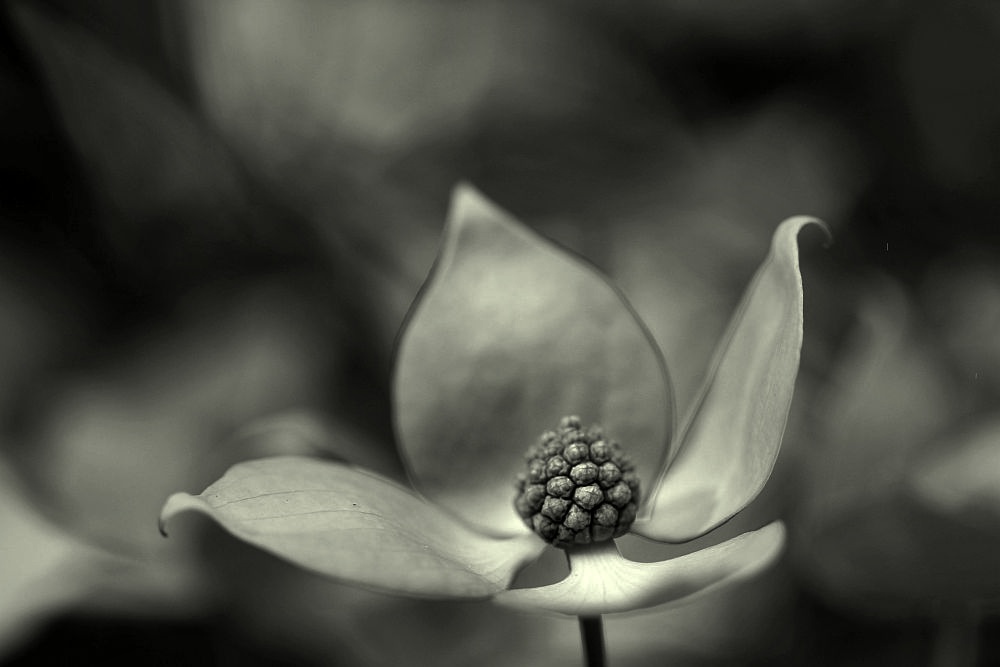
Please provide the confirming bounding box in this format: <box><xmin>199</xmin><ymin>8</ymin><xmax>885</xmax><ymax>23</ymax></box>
<box><xmin>160</xmin><ymin>185</ymin><xmax>825</xmax><ymax>616</ymax></box>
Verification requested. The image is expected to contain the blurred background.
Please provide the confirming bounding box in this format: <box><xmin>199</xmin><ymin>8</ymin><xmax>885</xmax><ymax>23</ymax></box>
<box><xmin>1</xmin><ymin>0</ymin><xmax>999</xmax><ymax>665</ymax></box>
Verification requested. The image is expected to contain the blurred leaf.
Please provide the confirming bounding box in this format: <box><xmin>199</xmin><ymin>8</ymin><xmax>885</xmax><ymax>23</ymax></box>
<box><xmin>495</xmin><ymin>522</ymin><xmax>785</xmax><ymax>615</ymax></box>
<box><xmin>639</xmin><ymin>217</ymin><xmax>827</xmax><ymax>541</ymax></box>
<box><xmin>12</xmin><ymin>3</ymin><xmax>312</xmax><ymax>287</ymax></box>
<box><xmin>161</xmin><ymin>456</ymin><xmax>544</xmax><ymax>598</ymax></box>
<box><xmin>394</xmin><ymin>186</ymin><xmax>672</xmax><ymax>537</ymax></box>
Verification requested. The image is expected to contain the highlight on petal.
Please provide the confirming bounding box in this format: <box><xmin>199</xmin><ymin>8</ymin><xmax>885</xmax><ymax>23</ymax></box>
<box><xmin>394</xmin><ymin>185</ymin><xmax>673</xmax><ymax>536</ymax></box>
<box><xmin>639</xmin><ymin>217</ymin><xmax>828</xmax><ymax>542</ymax></box>
<box><xmin>159</xmin><ymin>457</ymin><xmax>544</xmax><ymax>598</ymax></box>
<box><xmin>496</xmin><ymin>521</ymin><xmax>785</xmax><ymax>615</ymax></box>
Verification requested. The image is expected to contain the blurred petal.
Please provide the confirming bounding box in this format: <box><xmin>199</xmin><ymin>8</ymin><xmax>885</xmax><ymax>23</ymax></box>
<box><xmin>394</xmin><ymin>185</ymin><xmax>673</xmax><ymax>536</ymax></box>
<box><xmin>160</xmin><ymin>457</ymin><xmax>544</xmax><ymax>598</ymax></box>
<box><xmin>910</xmin><ymin>415</ymin><xmax>1000</xmax><ymax>529</ymax></box>
<box><xmin>495</xmin><ymin>522</ymin><xmax>785</xmax><ymax>615</ymax></box>
<box><xmin>13</xmin><ymin>283</ymin><xmax>336</xmax><ymax>554</ymax></box>
<box><xmin>0</xmin><ymin>460</ymin><xmax>103</xmax><ymax>656</ymax></box>
<box><xmin>790</xmin><ymin>281</ymin><xmax>1000</xmax><ymax>611</ymax></box>
<box><xmin>639</xmin><ymin>217</ymin><xmax>827</xmax><ymax>542</ymax></box>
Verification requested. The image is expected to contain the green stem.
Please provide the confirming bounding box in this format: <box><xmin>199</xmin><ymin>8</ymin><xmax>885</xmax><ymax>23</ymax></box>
<box><xmin>578</xmin><ymin>615</ymin><xmax>606</xmax><ymax>667</ymax></box>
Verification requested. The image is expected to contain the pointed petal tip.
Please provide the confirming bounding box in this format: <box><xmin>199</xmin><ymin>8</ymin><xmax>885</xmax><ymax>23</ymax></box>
<box><xmin>160</xmin><ymin>458</ymin><xmax>543</xmax><ymax>598</ymax></box>
<box><xmin>446</xmin><ymin>182</ymin><xmax>506</xmax><ymax>234</ymax></box>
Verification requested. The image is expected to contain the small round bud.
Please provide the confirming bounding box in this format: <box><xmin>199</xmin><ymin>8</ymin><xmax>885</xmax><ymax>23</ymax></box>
<box><xmin>598</xmin><ymin>462</ymin><xmax>621</xmax><ymax>487</ymax></box>
<box><xmin>570</xmin><ymin>462</ymin><xmax>599</xmax><ymax>485</ymax></box>
<box><xmin>546</xmin><ymin>476</ymin><xmax>574</xmax><ymax>499</ymax></box>
<box><xmin>573</xmin><ymin>484</ymin><xmax>603</xmax><ymax>510</ymax></box>
<box><xmin>564</xmin><ymin>504</ymin><xmax>591</xmax><ymax>531</ymax></box>
<box><xmin>589</xmin><ymin>440</ymin><xmax>611</xmax><ymax>464</ymax></box>
<box><xmin>515</xmin><ymin>484</ymin><xmax>546</xmax><ymax>517</ymax></box>
<box><xmin>559</xmin><ymin>415</ymin><xmax>582</xmax><ymax>430</ymax></box>
<box><xmin>541</xmin><ymin>497</ymin><xmax>571</xmax><ymax>521</ymax></box>
<box><xmin>593</xmin><ymin>503</ymin><xmax>618</xmax><ymax>527</ymax></box>
<box><xmin>607</xmin><ymin>481</ymin><xmax>633</xmax><ymax>508</ymax></box>
<box><xmin>563</xmin><ymin>442</ymin><xmax>589</xmax><ymax>464</ymax></box>
<box><xmin>527</xmin><ymin>459</ymin><xmax>547</xmax><ymax>483</ymax></box>
<box><xmin>515</xmin><ymin>416</ymin><xmax>642</xmax><ymax>548</ymax></box>
<box><xmin>533</xmin><ymin>514</ymin><xmax>558</xmax><ymax>541</ymax></box>
<box><xmin>545</xmin><ymin>456</ymin><xmax>570</xmax><ymax>477</ymax></box>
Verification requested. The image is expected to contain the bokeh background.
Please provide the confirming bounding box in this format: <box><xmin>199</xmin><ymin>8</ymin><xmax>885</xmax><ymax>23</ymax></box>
<box><xmin>2</xmin><ymin>1</ymin><xmax>999</xmax><ymax>665</ymax></box>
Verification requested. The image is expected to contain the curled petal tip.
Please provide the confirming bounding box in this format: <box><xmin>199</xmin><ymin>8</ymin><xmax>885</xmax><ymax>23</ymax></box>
<box><xmin>778</xmin><ymin>215</ymin><xmax>833</xmax><ymax>249</ymax></box>
<box><xmin>158</xmin><ymin>492</ymin><xmax>203</xmax><ymax>538</ymax></box>
<box><xmin>642</xmin><ymin>215</ymin><xmax>822</xmax><ymax>541</ymax></box>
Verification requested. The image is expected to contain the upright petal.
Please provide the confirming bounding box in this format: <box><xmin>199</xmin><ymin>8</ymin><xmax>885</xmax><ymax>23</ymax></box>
<box><xmin>639</xmin><ymin>217</ymin><xmax>827</xmax><ymax>542</ymax></box>
<box><xmin>495</xmin><ymin>522</ymin><xmax>785</xmax><ymax>615</ymax></box>
<box><xmin>160</xmin><ymin>457</ymin><xmax>544</xmax><ymax>598</ymax></box>
<box><xmin>394</xmin><ymin>185</ymin><xmax>673</xmax><ymax>536</ymax></box>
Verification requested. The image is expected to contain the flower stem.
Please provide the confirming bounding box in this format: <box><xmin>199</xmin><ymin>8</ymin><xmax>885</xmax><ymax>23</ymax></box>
<box><xmin>578</xmin><ymin>615</ymin><xmax>606</xmax><ymax>667</ymax></box>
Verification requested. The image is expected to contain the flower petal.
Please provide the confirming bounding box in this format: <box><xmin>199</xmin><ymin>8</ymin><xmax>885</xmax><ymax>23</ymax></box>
<box><xmin>160</xmin><ymin>457</ymin><xmax>544</xmax><ymax>598</ymax></box>
<box><xmin>495</xmin><ymin>522</ymin><xmax>785</xmax><ymax>615</ymax></box>
<box><xmin>394</xmin><ymin>185</ymin><xmax>673</xmax><ymax>536</ymax></box>
<box><xmin>639</xmin><ymin>217</ymin><xmax>827</xmax><ymax>542</ymax></box>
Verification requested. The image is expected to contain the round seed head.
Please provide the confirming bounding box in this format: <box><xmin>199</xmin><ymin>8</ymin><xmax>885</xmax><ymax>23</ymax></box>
<box><xmin>515</xmin><ymin>416</ymin><xmax>641</xmax><ymax>548</ymax></box>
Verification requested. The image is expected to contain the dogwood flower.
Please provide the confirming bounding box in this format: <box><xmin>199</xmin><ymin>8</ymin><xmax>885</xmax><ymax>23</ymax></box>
<box><xmin>161</xmin><ymin>185</ymin><xmax>824</xmax><ymax>617</ymax></box>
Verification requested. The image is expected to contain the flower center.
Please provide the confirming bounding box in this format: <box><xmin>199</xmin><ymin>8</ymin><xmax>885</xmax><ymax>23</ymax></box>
<box><xmin>514</xmin><ymin>415</ymin><xmax>640</xmax><ymax>548</ymax></box>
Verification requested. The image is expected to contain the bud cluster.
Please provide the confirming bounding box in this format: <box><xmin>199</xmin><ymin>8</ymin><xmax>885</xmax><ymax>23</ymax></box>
<box><xmin>514</xmin><ymin>415</ymin><xmax>640</xmax><ymax>548</ymax></box>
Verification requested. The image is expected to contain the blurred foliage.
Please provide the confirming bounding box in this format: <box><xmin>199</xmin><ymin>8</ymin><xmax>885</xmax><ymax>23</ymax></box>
<box><xmin>1</xmin><ymin>0</ymin><xmax>999</xmax><ymax>665</ymax></box>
